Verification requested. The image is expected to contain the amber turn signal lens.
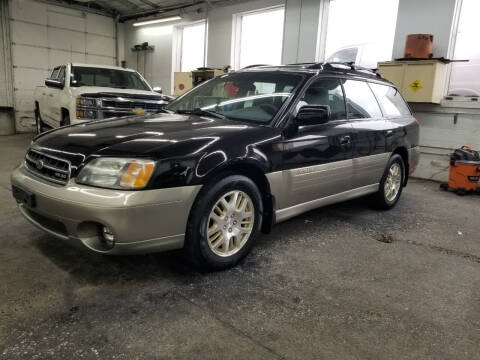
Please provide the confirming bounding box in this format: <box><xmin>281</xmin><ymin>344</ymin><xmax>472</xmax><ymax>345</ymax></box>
<box><xmin>120</xmin><ymin>161</ymin><xmax>155</xmax><ymax>188</ymax></box>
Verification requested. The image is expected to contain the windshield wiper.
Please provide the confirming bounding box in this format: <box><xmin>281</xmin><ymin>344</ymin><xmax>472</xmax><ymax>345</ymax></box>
<box><xmin>175</xmin><ymin>108</ymin><xmax>226</xmax><ymax>119</ymax></box>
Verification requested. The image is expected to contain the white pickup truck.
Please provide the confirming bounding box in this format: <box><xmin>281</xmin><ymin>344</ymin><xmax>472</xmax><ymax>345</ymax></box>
<box><xmin>34</xmin><ymin>63</ymin><xmax>172</xmax><ymax>133</ymax></box>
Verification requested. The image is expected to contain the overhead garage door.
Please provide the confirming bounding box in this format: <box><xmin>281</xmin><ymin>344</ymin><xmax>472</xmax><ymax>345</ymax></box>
<box><xmin>0</xmin><ymin>1</ymin><xmax>13</xmax><ymax>108</ymax></box>
<box><xmin>9</xmin><ymin>0</ymin><xmax>116</xmax><ymax>132</ymax></box>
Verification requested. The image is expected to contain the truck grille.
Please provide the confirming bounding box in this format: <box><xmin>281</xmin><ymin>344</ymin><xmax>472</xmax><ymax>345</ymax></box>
<box><xmin>102</xmin><ymin>99</ymin><xmax>166</xmax><ymax>111</ymax></box>
<box><xmin>25</xmin><ymin>149</ymin><xmax>71</xmax><ymax>185</ymax></box>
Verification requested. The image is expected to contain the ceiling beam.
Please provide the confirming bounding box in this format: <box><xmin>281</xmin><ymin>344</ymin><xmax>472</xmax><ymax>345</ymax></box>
<box><xmin>33</xmin><ymin>0</ymin><xmax>117</xmax><ymax>17</ymax></box>
<box><xmin>119</xmin><ymin>0</ymin><xmax>206</xmax><ymax>21</ymax></box>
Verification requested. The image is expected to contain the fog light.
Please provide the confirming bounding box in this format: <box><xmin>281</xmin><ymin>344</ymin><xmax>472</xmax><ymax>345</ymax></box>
<box><xmin>102</xmin><ymin>226</ymin><xmax>115</xmax><ymax>247</ymax></box>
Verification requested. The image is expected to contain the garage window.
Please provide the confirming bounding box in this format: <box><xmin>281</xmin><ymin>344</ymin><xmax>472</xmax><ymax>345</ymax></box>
<box><xmin>324</xmin><ymin>0</ymin><xmax>399</xmax><ymax>68</ymax></box>
<box><xmin>232</xmin><ymin>7</ymin><xmax>285</xmax><ymax>69</ymax></box>
<box><xmin>180</xmin><ymin>21</ymin><xmax>207</xmax><ymax>72</ymax></box>
<box><xmin>448</xmin><ymin>0</ymin><xmax>480</xmax><ymax>98</ymax></box>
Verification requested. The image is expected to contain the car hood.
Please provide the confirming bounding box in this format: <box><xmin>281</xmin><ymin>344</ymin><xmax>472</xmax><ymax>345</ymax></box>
<box><xmin>32</xmin><ymin>113</ymin><xmax>277</xmax><ymax>170</ymax></box>
<box><xmin>71</xmin><ymin>86</ymin><xmax>157</xmax><ymax>97</ymax></box>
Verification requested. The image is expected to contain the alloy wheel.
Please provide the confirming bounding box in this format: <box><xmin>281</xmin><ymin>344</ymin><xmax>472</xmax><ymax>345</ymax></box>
<box><xmin>206</xmin><ymin>190</ymin><xmax>255</xmax><ymax>257</ymax></box>
<box><xmin>384</xmin><ymin>163</ymin><xmax>402</xmax><ymax>202</ymax></box>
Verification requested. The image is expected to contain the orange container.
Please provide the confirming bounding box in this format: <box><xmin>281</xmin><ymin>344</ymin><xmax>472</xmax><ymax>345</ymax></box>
<box><xmin>404</xmin><ymin>34</ymin><xmax>434</xmax><ymax>58</ymax></box>
<box><xmin>447</xmin><ymin>146</ymin><xmax>480</xmax><ymax>193</ymax></box>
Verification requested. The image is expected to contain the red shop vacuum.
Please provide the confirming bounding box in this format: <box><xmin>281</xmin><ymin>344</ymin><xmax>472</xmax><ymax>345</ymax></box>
<box><xmin>440</xmin><ymin>146</ymin><xmax>480</xmax><ymax>195</ymax></box>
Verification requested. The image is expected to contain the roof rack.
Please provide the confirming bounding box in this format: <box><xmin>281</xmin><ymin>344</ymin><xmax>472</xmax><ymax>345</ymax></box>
<box><xmin>241</xmin><ymin>64</ymin><xmax>271</xmax><ymax>69</ymax></box>
<box><xmin>307</xmin><ymin>62</ymin><xmax>382</xmax><ymax>78</ymax></box>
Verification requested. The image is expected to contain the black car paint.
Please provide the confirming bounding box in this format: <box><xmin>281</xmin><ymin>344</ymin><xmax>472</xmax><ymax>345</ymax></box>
<box><xmin>32</xmin><ymin>67</ymin><xmax>419</xmax><ymax>194</ymax></box>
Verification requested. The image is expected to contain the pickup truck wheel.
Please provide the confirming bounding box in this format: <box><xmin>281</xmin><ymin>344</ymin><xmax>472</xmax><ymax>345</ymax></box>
<box><xmin>372</xmin><ymin>154</ymin><xmax>405</xmax><ymax>210</ymax></box>
<box><xmin>184</xmin><ymin>175</ymin><xmax>263</xmax><ymax>271</ymax></box>
<box><xmin>35</xmin><ymin>110</ymin><xmax>45</xmax><ymax>134</ymax></box>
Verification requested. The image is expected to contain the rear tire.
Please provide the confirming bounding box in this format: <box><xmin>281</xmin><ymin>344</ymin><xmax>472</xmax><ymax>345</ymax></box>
<box><xmin>184</xmin><ymin>175</ymin><xmax>263</xmax><ymax>271</ymax></box>
<box><xmin>372</xmin><ymin>154</ymin><xmax>405</xmax><ymax>210</ymax></box>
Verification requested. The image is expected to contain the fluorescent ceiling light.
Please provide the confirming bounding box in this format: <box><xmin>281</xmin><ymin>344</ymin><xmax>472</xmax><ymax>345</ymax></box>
<box><xmin>133</xmin><ymin>16</ymin><xmax>182</xmax><ymax>27</ymax></box>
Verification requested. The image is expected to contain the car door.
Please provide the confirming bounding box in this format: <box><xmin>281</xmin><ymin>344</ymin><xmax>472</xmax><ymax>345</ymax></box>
<box><xmin>41</xmin><ymin>67</ymin><xmax>60</xmax><ymax>126</ymax></box>
<box><xmin>276</xmin><ymin>77</ymin><xmax>354</xmax><ymax>209</ymax></box>
<box><xmin>47</xmin><ymin>65</ymin><xmax>66</xmax><ymax>126</ymax></box>
<box><xmin>343</xmin><ymin>79</ymin><xmax>391</xmax><ymax>189</ymax></box>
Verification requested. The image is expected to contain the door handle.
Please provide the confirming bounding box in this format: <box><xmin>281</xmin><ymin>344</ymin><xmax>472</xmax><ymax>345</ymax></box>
<box><xmin>340</xmin><ymin>135</ymin><xmax>351</xmax><ymax>146</ymax></box>
<box><xmin>385</xmin><ymin>130</ymin><xmax>393</xmax><ymax>138</ymax></box>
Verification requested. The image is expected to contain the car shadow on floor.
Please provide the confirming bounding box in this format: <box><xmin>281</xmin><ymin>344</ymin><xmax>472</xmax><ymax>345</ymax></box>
<box><xmin>31</xmin><ymin>195</ymin><xmax>382</xmax><ymax>286</ymax></box>
<box><xmin>33</xmin><ymin>234</ymin><xmax>199</xmax><ymax>285</ymax></box>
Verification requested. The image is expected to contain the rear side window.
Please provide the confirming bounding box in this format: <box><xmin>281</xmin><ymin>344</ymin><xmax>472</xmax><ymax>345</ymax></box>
<box><xmin>369</xmin><ymin>83</ymin><xmax>411</xmax><ymax>117</ymax></box>
<box><xmin>343</xmin><ymin>80</ymin><xmax>382</xmax><ymax>119</ymax></box>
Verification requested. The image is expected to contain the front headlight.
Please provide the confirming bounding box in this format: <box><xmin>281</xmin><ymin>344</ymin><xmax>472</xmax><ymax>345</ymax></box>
<box><xmin>76</xmin><ymin>97</ymin><xmax>97</xmax><ymax>107</ymax></box>
<box><xmin>76</xmin><ymin>158</ymin><xmax>156</xmax><ymax>189</ymax></box>
<box><xmin>76</xmin><ymin>97</ymin><xmax>98</xmax><ymax>119</ymax></box>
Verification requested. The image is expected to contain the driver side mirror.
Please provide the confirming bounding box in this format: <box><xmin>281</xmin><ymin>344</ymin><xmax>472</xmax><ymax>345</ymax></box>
<box><xmin>296</xmin><ymin>105</ymin><xmax>331</xmax><ymax>126</ymax></box>
<box><xmin>153</xmin><ymin>86</ymin><xmax>162</xmax><ymax>94</ymax></box>
<box><xmin>45</xmin><ymin>78</ymin><xmax>64</xmax><ymax>89</ymax></box>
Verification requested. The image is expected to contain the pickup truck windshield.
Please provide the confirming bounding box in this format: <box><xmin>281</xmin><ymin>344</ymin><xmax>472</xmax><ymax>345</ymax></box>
<box><xmin>166</xmin><ymin>72</ymin><xmax>303</xmax><ymax>125</ymax></box>
<box><xmin>70</xmin><ymin>66</ymin><xmax>151</xmax><ymax>91</ymax></box>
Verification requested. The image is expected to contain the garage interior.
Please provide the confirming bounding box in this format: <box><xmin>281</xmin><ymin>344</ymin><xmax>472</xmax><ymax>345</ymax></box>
<box><xmin>0</xmin><ymin>0</ymin><xmax>479</xmax><ymax>359</ymax></box>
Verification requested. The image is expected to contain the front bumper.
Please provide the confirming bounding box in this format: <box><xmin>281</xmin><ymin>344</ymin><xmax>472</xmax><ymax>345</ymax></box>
<box><xmin>11</xmin><ymin>164</ymin><xmax>201</xmax><ymax>255</ymax></box>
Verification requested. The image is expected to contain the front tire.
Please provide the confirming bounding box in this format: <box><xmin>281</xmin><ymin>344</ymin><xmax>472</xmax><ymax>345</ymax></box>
<box><xmin>61</xmin><ymin>113</ymin><xmax>70</xmax><ymax>127</ymax></box>
<box><xmin>35</xmin><ymin>108</ymin><xmax>45</xmax><ymax>134</ymax></box>
<box><xmin>184</xmin><ymin>175</ymin><xmax>263</xmax><ymax>271</ymax></box>
<box><xmin>372</xmin><ymin>154</ymin><xmax>405</xmax><ymax>209</ymax></box>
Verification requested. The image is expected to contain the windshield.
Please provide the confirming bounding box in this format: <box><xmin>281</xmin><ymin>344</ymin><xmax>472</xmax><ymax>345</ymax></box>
<box><xmin>70</xmin><ymin>66</ymin><xmax>151</xmax><ymax>91</ymax></box>
<box><xmin>166</xmin><ymin>72</ymin><xmax>303</xmax><ymax>124</ymax></box>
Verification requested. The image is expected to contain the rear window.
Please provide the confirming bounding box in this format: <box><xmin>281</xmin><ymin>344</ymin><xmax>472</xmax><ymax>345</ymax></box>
<box><xmin>369</xmin><ymin>83</ymin><xmax>411</xmax><ymax>117</ymax></box>
<box><xmin>343</xmin><ymin>79</ymin><xmax>382</xmax><ymax>119</ymax></box>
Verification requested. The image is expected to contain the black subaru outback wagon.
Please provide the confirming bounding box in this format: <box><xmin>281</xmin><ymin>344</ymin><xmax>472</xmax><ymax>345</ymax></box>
<box><xmin>12</xmin><ymin>63</ymin><xmax>419</xmax><ymax>270</ymax></box>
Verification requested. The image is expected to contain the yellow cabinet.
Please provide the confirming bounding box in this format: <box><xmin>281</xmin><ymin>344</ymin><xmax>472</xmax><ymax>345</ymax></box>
<box><xmin>173</xmin><ymin>70</ymin><xmax>226</xmax><ymax>97</ymax></box>
<box><xmin>377</xmin><ymin>60</ymin><xmax>447</xmax><ymax>104</ymax></box>
<box><xmin>173</xmin><ymin>72</ymin><xmax>194</xmax><ymax>97</ymax></box>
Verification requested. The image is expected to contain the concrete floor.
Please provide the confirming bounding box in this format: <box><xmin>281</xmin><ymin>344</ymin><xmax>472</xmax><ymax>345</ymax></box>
<box><xmin>0</xmin><ymin>134</ymin><xmax>479</xmax><ymax>360</ymax></box>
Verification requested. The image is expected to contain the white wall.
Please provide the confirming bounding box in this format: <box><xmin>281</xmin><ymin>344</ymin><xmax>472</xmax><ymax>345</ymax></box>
<box><xmin>206</xmin><ymin>0</ymin><xmax>285</xmax><ymax>68</ymax></box>
<box><xmin>393</xmin><ymin>0</ymin><xmax>457</xmax><ymax>59</ymax></box>
<box><xmin>392</xmin><ymin>0</ymin><xmax>480</xmax><ymax>181</ymax></box>
<box><xmin>123</xmin><ymin>21</ymin><xmax>176</xmax><ymax>93</ymax></box>
<box><xmin>283</xmin><ymin>0</ymin><xmax>325</xmax><ymax>64</ymax></box>
<box><xmin>123</xmin><ymin>0</ymin><xmax>288</xmax><ymax>94</ymax></box>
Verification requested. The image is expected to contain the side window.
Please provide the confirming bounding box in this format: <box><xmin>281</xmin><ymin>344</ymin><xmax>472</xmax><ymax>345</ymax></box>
<box><xmin>57</xmin><ymin>66</ymin><xmax>66</xmax><ymax>85</ymax></box>
<box><xmin>50</xmin><ymin>67</ymin><xmax>60</xmax><ymax>79</ymax></box>
<box><xmin>369</xmin><ymin>83</ymin><xmax>411</xmax><ymax>117</ymax></box>
<box><xmin>302</xmin><ymin>78</ymin><xmax>346</xmax><ymax>121</ymax></box>
<box><xmin>343</xmin><ymin>80</ymin><xmax>382</xmax><ymax>119</ymax></box>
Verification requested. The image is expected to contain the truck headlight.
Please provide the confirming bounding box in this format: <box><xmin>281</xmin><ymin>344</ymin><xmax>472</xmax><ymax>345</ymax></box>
<box><xmin>76</xmin><ymin>158</ymin><xmax>155</xmax><ymax>189</ymax></box>
<box><xmin>76</xmin><ymin>97</ymin><xmax>98</xmax><ymax>119</ymax></box>
<box><xmin>76</xmin><ymin>109</ymin><xmax>97</xmax><ymax>119</ymax></box>
<box><xmin>76</xmin><ymin>97</ymin><xmax>97</xmax><ymax>107</ymax></box>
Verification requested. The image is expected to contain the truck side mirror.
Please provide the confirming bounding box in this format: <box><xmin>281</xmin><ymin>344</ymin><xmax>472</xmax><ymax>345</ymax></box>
<box><xmin>45</xmin><ymin>79</ymin><xmax>64</xmax><ymax>89</ymax></box>
<box><xmin>153</xmin><ymin>86</ymin><xmax>162</xmax><ymax>94</ymax></box>
<box><xmin>296</xmin><ymin>105</ymin><xmax>330</xmax><ymax>126</ymax></box>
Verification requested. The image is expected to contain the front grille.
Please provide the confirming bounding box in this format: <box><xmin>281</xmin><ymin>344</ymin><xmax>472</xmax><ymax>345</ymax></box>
<box><xmin>25</xmin><ymin>149</ymin><xmax>71</xmax><ymax>185</ymax></box>
<box><xmin>102</xmin><ymin>100</ymin><xmax>166</xmax><ymax>111</ymax></box>
<box><xmin>103</xmin><ymin>111</ymin><xmax>133</xmax><ymax>119</ymax></box>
